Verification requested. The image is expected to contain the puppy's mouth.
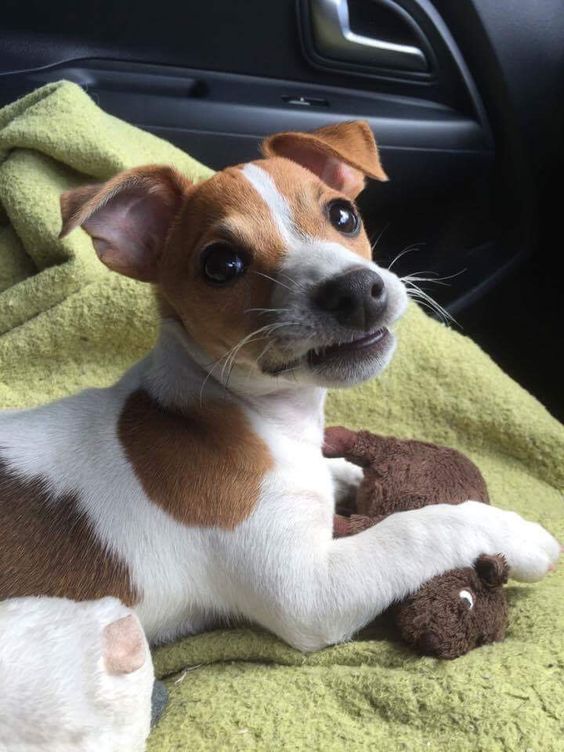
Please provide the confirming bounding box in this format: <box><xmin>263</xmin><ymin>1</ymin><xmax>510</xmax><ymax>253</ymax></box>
<box><xmin>261</xmin><ymin>326</ymin><xmax>394</xmax><ymax>384</ymax></box>
<box><xmin>307</xmin><ymin>327</ymin><xmax>390</xmax><ymax>367</ymax></box>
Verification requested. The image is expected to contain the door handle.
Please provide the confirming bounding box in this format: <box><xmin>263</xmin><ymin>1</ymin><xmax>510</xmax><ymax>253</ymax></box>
<box><xmin>310</xmin><ymin>0</ymin><xmax>429</xmax><ymax>72</ymax></box>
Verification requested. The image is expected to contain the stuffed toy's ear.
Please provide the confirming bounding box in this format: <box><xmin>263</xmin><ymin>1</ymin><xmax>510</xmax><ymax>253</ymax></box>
<box><xmin>474</xmin><ymin>554</ymin><xmax>510</xmax><ymax>588</ymax></box>
<box><xmin>323</xmin><ymin>425</ymin><xmax>357</xmax><ymax>458</ymax></box>
<box><xmin>59</xmin><ymin>165</ymin><xmax>192</xmax><ymax>282</ymax></box>
<box><xmin>102</xmin><ymin>614</ymin><xmax>147</xmax><ymax>675</ymax></box>
<box><xmin>261</xmin><ymin>120</ymin><xmax>388</xmax><ymax>198</ymax></box>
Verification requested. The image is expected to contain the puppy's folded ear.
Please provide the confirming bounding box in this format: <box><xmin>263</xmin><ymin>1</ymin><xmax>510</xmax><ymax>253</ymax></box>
<box><xmin>261</xmin><ymin>120</ymin><xmax>388</xmax><ymax>198</ymax></box>
<box><xmin>59</xmin><ymin>165</ymin><xmax>192</xmax><ymax>282</ymax></box>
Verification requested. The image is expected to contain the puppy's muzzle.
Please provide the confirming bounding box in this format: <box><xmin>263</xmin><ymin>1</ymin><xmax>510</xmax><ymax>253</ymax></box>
<box><xmin>312</xmin><ymin>267</ymin><xmax>387</xmax><ymax>331</ymax></box>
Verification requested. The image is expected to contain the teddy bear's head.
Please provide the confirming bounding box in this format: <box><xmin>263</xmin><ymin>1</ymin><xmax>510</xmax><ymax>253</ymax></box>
<box><xmin>393</xmin><ymin>554</ymin><xmax>509</xmax><ymax>659</ymax></box>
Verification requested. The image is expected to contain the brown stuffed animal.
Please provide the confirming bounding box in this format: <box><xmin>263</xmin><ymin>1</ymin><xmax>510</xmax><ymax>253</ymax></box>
<box><xmin>324</xmin><ymin>426</ymin><xmax>509</xmax><ymax>659</ymax></box>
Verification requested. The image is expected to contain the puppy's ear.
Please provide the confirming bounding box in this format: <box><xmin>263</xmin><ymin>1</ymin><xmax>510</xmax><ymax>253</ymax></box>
<box><xmin>59</xmin><ymin>165</ymin><xmax>192</xmax><ymax>282</ymax></box>
<box><xmin>261</xmin><ymin>120</ymin><xmax>388</xmax><ymax>198</ymax></box>
<box><xmin>102</xmin><ymin>614</ymin><xmax>147</xmax><ymax>675</ymax></box>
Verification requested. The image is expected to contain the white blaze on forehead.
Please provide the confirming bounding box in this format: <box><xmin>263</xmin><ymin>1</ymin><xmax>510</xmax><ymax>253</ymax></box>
<box><xmin>240</xmin><ymin>162</ymin><xmax>405</xmax><ymax>315</ymax></box>
<box><xmin>241</xmin><ymin>162</ymin><xmax>374</xmax><ymax>290</ymax></box>
<box><xmin>241</xmin><ymin>163</ymin><xmax>298</xmax><ymax>246</ymax></box>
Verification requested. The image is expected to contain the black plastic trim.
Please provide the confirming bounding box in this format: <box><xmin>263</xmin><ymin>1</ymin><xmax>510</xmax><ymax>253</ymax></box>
<box><xmin>13</xmin><ymin>59</ymin><xmax>491</xmax><ymax>155</ymax></box>
<box><xmin>299</xmin><ymin>0</ymin><xmax>492</xmax><ymax>145</ymax></box>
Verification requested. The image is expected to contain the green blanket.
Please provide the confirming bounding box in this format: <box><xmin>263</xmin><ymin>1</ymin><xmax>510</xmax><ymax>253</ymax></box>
<box><xmin>1</xmin><ymin>82</ymin><xmax>562</xmax><ymax>752</ymax></box>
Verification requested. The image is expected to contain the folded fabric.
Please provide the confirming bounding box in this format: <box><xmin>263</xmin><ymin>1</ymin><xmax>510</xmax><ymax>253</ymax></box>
<box><xmin>1</xmin><ymin>82</ymin><xmax>562</xmax><ymax>752</ymax></box>
<box><xmin>0</xmin><ymin>81</ymin><xmax>212</xmax><ymax>407</ymax></box>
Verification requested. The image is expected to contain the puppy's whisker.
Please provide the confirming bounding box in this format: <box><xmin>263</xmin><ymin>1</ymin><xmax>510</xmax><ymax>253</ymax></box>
<box><xmin>406</xmin><ymin>293</ymin><xmax>445</xmax><ymax>323</ymax></box>
<box><xmin>406</xmin><ymin>286</ymin><xmax>446</xmax><ymax>315</ymax></box>
<box><xmin>386</xmin><ymin>243</ymin><xmax>425</xmax><ymax>272</ymax></box>
<box><xmin>406</xmin><ymin>283</ymin><xmax>457</xmax><ymax>326</ymax></box>
<box><xmin>244</xmin><ymin>307</ymin><xmax>291</xmax><ymax>316</ymax></box>
<box><xmin>198</xmin><ymin>323</ymin><xmax>283</xmax><ymax>404</ymax></box>
<box><xmin>402</xmin><ymin>268</ymin><xmax>467</xmax><ymax>286</ymax></box>
<box><xmin>198</xmin><ymin>350</ymin><xmax>233</xmax><ymax>406</ymax></box>
<box><xmin>227</xmin><ymin>322</ymin><xmax>307</xmax><ymax>387</ymax></box>
<box><xmin>220</xmin><ymin>322</ymin><xmax>299</xmax><ymax>391</ymax></box>
<box><xmin>277</xmin><ymin>271</ymin><xmax>306</xmax><ymax>292</ymax></box>
<box><xmin>256</xmin><ymin>339</ymin><xmax>277</xmax><ymax>365</ymax></box>
<box><xmin>251</xmin><ymin>271</ymin><xmax>294</xmax><ymax>292</ymax></box>
<box><xmin>370</xmin><ymin>221</ymin><xmax>391</xmax><ymax>253</ymax></box>
<box><xmin>199</xmin><ymin>336</ymin><xmax>257</xmax><ymax>397</ymax></box>
<box><xmin>403</xmin><ymin>276</ymin><xmax>450</xmax><ymax>288</ymax></box>
<box><xmin>220</xmin><ymin>324</ymin><xmax>282</xmax><ymax>384</ymax></box>
<box><xmin>223</xmin><ymin>329</ymin><xmax>292</xmax><ymax>390</ymax></box>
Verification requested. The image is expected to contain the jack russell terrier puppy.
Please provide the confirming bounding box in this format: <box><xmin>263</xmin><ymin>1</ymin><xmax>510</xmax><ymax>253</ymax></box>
<box><xmin>0</xmin><ymin>121</ymin><xmax>559</xmax><ymax>651</ymax></box>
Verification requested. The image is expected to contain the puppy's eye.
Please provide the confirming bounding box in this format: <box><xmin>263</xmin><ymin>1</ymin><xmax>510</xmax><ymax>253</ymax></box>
<box><xmin>202</xmin><ymin>243</ymin><xmax>249</xmax><ymax>285</ymax></box>
<box><xmin>327</xmin><ymin>199</ymin><xmax>360</xmax><ymax>235</ymax></box>
<box><xmin>459</xmin><ymin>589</ymin><xmax>474</xmax><ymax>609</ymax></box>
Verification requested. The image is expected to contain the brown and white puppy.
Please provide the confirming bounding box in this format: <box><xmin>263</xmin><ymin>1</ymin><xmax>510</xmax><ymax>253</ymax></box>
<box><xmin>0</xmin><ymin>121</ymin><xmax>559</xmax><ymax>651</ymax></box>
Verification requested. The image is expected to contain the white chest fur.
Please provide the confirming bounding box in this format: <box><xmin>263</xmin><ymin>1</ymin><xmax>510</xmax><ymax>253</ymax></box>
<box><xmin>0</xmin><ymin>358</ymin><xmax>336</xmax><ymax>645</ymax></box>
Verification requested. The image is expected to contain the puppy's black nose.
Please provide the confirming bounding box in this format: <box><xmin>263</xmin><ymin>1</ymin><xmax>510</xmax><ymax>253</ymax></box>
<box><xmin>313</xmin><ymin>267</ymin><xmax>387</xmax><ymax>330</ymax></box>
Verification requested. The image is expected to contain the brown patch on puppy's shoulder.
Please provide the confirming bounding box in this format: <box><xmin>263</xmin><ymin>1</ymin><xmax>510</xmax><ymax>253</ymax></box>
<box><xmin>0</xmin><ymin>460</ymin><xmax>138</xmax><ymax>604</ymax></box>
<box><xmin>118</xmin><ymin>390</ymin><xmax>272</xmax><ymax>528</ymax></box>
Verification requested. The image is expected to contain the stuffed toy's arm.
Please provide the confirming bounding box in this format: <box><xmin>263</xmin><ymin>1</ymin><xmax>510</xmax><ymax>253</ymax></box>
<box><xmin>324</xmin><ymin>425</ymin><xmax>388</xmax><ymax>467</ymax></box>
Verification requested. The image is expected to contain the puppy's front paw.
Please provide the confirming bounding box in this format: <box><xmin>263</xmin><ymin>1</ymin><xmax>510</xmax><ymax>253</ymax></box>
<box><xmin>502</xmin><ymin>514</ymin><xmax>560</xmax><ymax>582</ymax></box>
<box><xmin>463</xmin><ymin>502</ymin><xmax>561</xmax><ymax>582</ymax></box>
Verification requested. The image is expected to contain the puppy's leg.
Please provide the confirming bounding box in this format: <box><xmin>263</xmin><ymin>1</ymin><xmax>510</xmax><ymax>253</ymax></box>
<box><xmin>221</xmin><ymin>500</ymin><xmax>560</xmax><ymax>652</ymax></box>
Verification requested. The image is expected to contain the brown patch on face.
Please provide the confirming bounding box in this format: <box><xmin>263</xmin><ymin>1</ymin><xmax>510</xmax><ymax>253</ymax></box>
<box><xmin>257</xmin><ymin>158</ymin><xmax>373</xmax><ymax>261</ymax></box>
<box><xmin>118</xmin><ymin>389</ymin><xmax>272</xmax><ymax>529</ymax></box>
<box><xmin>0</xmin><ymin>459</ymin><xmax>138</xmax><ymax>604</ymax></box>
<box><xmin>157</xmin><ymin>166</ymin><xmax>287</xmax><ymax>363</ymax></box>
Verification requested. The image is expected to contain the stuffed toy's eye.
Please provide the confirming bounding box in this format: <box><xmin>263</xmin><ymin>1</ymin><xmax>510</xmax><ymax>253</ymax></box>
<box><xmin>459</xmin><ymin>589</ymin><xmax>474</xmax><ymax>609</ymax></box>
<box><xmin>202</xmin><ymin>243</ymin><xmax>249</xmax><ymax>285</ymax></box>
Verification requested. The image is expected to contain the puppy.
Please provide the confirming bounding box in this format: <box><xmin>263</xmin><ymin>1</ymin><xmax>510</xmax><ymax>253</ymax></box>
<box><xmin>0</xmin><ymin>597</ymin><xmax>153</xmax><ymax>752</ymax></box>
<box><xmin>0</xmin><ymin>120</ymin><xmax>559</xmax><ymax>651</ymax></box>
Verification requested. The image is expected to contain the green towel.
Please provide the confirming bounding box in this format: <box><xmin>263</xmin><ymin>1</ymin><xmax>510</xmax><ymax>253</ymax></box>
<box><xmin>1</xmin><ymin>82</ymin><xmax>562</xmax><ymax>752</ymax></box>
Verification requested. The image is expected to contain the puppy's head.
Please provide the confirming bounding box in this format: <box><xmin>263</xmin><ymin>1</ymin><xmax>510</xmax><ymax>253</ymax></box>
<box><xmin>60</xmin><ymin>121</ymin><xmax>408</xmax><ymax>389</ymax></box>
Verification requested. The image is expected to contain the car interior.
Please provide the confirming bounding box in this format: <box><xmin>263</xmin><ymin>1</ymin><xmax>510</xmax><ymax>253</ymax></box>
<box><xmin>1</xmin><ymin>0</ymin><xmax>562</xmax><ymax>417</ymax></box>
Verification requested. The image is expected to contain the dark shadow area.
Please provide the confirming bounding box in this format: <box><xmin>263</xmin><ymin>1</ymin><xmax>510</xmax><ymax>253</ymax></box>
<box><xmin>457</xmin><ymin>166</ymin><xmax>562</xmax><ymax>422</ymax></box>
